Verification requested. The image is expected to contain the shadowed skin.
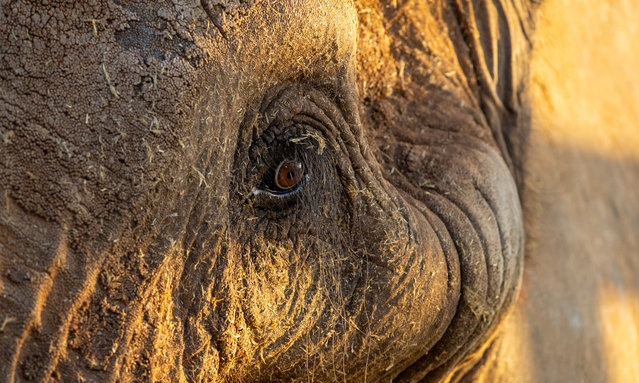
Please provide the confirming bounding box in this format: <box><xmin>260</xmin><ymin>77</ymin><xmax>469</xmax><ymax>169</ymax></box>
<box><xmin>0</xmin><ymin>0</ymin><xmax>566</xmax><ymax>381</ymax></box>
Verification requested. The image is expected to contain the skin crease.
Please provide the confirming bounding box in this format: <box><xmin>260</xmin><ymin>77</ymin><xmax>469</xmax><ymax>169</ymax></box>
<box><xmin>14</xmin><ymin>0</ymin><xmax>639</xmax><ymax>382</ymax></box>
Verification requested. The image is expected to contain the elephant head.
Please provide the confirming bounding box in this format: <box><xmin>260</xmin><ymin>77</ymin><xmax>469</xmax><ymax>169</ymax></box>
<box><xmin>0</xmin><ymin>0</ymin><xmax>529</xmax><ymax>381</ymax></box>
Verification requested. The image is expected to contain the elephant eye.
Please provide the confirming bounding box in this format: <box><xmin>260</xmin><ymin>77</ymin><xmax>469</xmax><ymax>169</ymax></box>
<box><xmin>259</xmin><ymin>158</ymin><xmax>307</xmax><ymax>196</ymax></box>
<box><xmin>274</xmin><ymin>160</ymin><xmax>304</xmax><ymax>191</ymax></box>
<box><xmin>246</xmin><ymin>125</ymin><xmax>322</xmax><ymax>208</ymax></box>
<box><xmin>251</xmin><ymin>157</ymin><xmax>309</xmax><ymax>205</ymax></box>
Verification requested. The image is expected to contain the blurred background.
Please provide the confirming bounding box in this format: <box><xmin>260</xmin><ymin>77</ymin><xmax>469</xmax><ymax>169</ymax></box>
<box><xmin>496</xmin><ymin>0</ymin><xmax>639</xmax><ymax>381</ymax></box>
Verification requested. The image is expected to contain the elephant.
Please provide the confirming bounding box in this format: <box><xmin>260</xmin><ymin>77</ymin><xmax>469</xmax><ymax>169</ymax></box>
<box><xmin>1</xmin><ymin>0</ymin><xmax>638</xmax><ymax>382</ymax></box>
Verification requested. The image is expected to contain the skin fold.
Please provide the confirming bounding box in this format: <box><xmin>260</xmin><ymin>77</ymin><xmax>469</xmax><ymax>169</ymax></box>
<box><xmin>14</xmin><ymin>0</ymin><xmax>638</xmax><ymax>381</ymax></box>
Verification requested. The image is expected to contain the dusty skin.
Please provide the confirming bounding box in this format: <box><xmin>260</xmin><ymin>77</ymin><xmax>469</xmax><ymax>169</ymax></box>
<box><xmin>0</xmin><ymin>0</ymin><xmax>637</xmax><ymax>382</ymax></box>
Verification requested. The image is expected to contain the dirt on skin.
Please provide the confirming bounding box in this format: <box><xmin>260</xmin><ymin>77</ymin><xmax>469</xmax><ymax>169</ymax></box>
<box><xmin>1</xmin><ymin>1</ymin><xmax>530</xmax><ymax>382</ymax></box>
<box><xmin>1</xmin><ymin>1</ymin><xmax>213</xmax><ymax>378</ymax></box>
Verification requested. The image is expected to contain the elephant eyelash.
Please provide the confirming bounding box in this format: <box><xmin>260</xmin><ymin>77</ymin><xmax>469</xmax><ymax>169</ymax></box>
<box><xmin>251</xmin><ymin>173</ymin><xmax>310</xmax><ymax>208</ymax></box>
<box><xmin>256</xmin><ymin>173</ymin><xmax>309</xmax><ymax>195</ymax></box>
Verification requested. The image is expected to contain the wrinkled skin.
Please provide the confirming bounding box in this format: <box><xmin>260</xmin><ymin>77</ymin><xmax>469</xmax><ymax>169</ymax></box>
<box><xmin>0</xmin><ymin>0</ymin><xmax>635</xmax><ymax>382</ymax></box>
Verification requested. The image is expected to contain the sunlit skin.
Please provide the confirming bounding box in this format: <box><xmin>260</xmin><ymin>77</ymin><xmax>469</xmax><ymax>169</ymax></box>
<box><xmin>1</xmin><ymin>0</ymin><xmax>638</xmax><ymax>381</ymax></box>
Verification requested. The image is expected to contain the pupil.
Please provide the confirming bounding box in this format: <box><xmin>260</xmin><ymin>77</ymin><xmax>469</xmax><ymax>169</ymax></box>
<box><xmin>287</xmin><ymin>170</ymin><xmax>295</xmax><ymax>180</ymax></box>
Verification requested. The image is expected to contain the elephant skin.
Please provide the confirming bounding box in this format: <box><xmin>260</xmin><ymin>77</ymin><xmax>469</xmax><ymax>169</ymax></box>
<box><xmin>0</xmin><ymin>0</ymin><xmax>637</xmax><ymax>382</ymax></box>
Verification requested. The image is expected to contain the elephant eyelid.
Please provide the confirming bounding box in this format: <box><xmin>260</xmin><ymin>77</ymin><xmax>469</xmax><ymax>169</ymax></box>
<box><xmin>248</xmin><ymin>174</ymin><xmax>310</xmax><ymax>211</ymax></box>
<box><xmin>252</xmin><ymin>174</ymin><xmax>310</xmax><ymax>198</ymax></box>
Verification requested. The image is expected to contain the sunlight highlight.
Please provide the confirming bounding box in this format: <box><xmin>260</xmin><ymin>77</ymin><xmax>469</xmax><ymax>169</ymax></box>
<box><xmin>531</xmin><ymin>0</ymin><xmax>639</xmax><ymax>160</ymax></box>
<box><xmin>598</xmin><ymin>286</ymin><xmax>639</xmax><ymax>383</ymax></box>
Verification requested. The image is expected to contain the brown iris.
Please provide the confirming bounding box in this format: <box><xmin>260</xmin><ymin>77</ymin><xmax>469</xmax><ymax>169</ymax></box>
<box><xmin>274</xmin><ymin>160</ymin><xmax>304</xmax><ymax>190</ymax></box>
